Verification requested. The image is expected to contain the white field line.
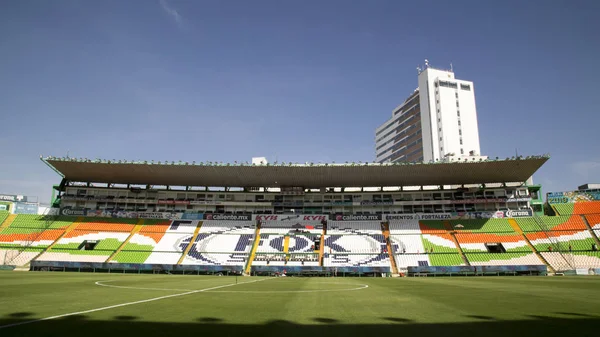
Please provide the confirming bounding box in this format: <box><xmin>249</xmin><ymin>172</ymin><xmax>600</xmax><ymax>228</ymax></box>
<box><xmin>94</xmin><ymin>279</ymin><xmax>220</xmax><ymax>292</ymax></box>
<box><xmin>206</xmin><ymin>284</ymin><xmax>369</xmax><ymax>293</ymax></box>
<box><xmin>0</xmin><ymin>277</ymin><xmax>270</xmax><ymax>330</ymax></box>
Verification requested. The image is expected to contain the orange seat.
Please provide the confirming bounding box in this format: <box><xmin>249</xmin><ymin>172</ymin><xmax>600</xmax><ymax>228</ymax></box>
<box><xmin>574</xmin><ymin>202</ymin><xmax>600</xmax><ymax>215</ymax></box>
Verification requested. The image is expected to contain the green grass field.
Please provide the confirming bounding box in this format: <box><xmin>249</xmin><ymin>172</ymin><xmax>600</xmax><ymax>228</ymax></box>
<box><xmin>0</xmin><ymin>272</ymin><xmax>599</xmax><ymax>337</ymax></box>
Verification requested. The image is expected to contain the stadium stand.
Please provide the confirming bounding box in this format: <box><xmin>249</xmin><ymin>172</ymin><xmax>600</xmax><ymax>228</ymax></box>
<box><xmin>318</xmin><ymin>221</ymin><xmax>391</xmax><ymax>267</ymax></box>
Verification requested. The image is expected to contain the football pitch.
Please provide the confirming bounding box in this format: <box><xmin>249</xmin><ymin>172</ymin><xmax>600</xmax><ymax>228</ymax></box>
<box><xmin>0</xmin><ymin>272</ymin><xmax>599</xmax><ymax>337</ymax></box>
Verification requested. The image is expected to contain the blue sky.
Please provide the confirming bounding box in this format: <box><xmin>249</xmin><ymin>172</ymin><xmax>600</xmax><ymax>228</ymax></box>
<box><xmin>1</xmin><ymin>0</ymin><xmax>599</xmax><ymax>203</ymax></box>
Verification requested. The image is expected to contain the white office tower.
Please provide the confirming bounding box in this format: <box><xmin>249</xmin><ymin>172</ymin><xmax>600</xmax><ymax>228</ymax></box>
<box><xmin>376</xmin><ymin>61</ymin><xmax>485</xmax><ymax>163</ymax></box>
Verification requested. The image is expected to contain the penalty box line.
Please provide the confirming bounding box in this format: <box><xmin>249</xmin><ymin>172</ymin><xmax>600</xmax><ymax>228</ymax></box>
<box><xmin>0</xmin><ymin>277</ymin><xmax>271</xmax><ymax>330</ymax></box>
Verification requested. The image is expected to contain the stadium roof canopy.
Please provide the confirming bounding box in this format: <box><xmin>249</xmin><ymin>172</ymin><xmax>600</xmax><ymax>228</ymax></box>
<box><xmin>41</xmin><ymin>156</ymin><xmax>549</xmax><ymax>188</ymax></box>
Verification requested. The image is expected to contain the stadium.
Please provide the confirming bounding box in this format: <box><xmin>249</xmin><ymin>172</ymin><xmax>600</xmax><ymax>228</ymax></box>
<box><xmin>2</xmin><ymin>63</ymin><xmax>600</xmax><ymax>336</ymax></box>
<box><xmin>1</xmin><ymin>154</ymin><xmax>600</xmax><ymax>336</ymax></box>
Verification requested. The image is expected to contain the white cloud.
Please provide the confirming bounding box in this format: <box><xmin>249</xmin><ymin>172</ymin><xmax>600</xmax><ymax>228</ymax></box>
<box><xmin>159</xmin><ymin>0</ymin><xmax>184</xmax><ymax>29</ymax></box>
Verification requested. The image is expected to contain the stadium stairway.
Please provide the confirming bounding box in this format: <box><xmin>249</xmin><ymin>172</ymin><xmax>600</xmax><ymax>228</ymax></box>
<box><xmin>177</xmin><ymin>221</ymin><xmax>203</xmax><ymax>265</ymax></box>
<box><xmin>283</xmin><ymin>235</ymin><xmax>290</xmax><ymax>262</ymax></box>
<box><xmin>443</xmin><ymin>221</ymin><xmax>471</xmax><ymax>266</ymax></box>
<box><xmin>508</xmin><ymin>219</ymin><xmax>556</xmax><ymax>273</ymax></box>
<box><xmin>244</xmin><ymin>222</ymin><xmax>261</xmax><ymax>275</ymax></box>
<box><xmin>581</xmin><ymin>215</ymin><xmax>600</xmax><ymax>247</ymax></box>
<box><xmin>0</xmin><ymin>214</ymin><xmax>17</xmax><ymax>231</ymax></box>
<box><xmin>318</xmin><ymin>227</ymin><xmax>325</xmax><ymax>267</ymax></box>
<box><xmin>382</xmin><ymin>222</ymin><xmax>399</xmax><ymax>275</ymax></box>
<box><xmin>106</xmin><ymin>219</ymin><xmax>145</xmax><ymax>263</ymax></box>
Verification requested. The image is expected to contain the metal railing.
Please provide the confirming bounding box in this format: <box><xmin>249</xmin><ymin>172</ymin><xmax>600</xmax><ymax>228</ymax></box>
<box><xmin>2</xmin><ymin>208</ymin><xmax>59</xmax><ymax>266</ymax></box>
<box><xmin>531</xmin><ymin>214</ymin><xmax>575</xmax><ymax>271</ymax></box>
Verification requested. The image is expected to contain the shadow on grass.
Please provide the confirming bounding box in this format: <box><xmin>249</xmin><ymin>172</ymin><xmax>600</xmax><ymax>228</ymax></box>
<box><xmin>0</xmin><ymin>314</ymin><xmax>598</xmax><ymax>337</ymax></box>
<box><xmin>464</xmin><ymin>315</ymin><xmax>496</xmax><ymax>320</ymax></box>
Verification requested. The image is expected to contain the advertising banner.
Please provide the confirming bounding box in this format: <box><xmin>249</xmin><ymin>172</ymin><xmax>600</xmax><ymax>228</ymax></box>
<box><xmin>385</xmin><ymin>213</ymin><xmax>453</xmax><ymax>221</ymax></box>
<box><xmin>30</xmin><ymin>261</ymin><xmax>243</xmax><ymax>273</ymax></box>
<box><xmin>252</xmin><ymin>214</ymin><xmax>328</xmax><ymax>222</ymax></box>
<box><xmin>251</xmin><ymin>265</ymin><xmax>390</xmax><ymax>274</ymax></box>
<box><xmin>61</xmin><ymin>208</ymin><xmax>183</xmax><ymax>220</ymax></box>
<box><xmin>181</xmin><ymin>212</ymin><xmax>204</xmax><ymax>220</ymax></box>
<box><xmin>0</xmin><ymin>204</ymin><xmax>8</xmax><ymax>211</ymax></box>
<box><xmin>14</xmin><ymin>202</ymin><xmax>38</xmax><ymax>215</ymax></box>
<box><xmin>203</xmin><ymin>213</ymin><xmax>252</xmax><ymax>221</ymax></box>
<box><xmin>330</xmin><ymin>214</ymin><xmax>383</xmax><ymax>221</ymax></box>
<box><xmin>547</xmin><ymin>191</ymin><xmax>600</xmax><ymax>204</ymax></box>
<box><xmin>0</xmin><ymin>194</ymin><xmax>26</xmax><ymax>202</ymax></box>
<box><xmin>60</xmin><ymin>208</ymin><xmax>88</xmax><ymax>216</ymax></box>
<box><xmin>407</xmin><ymin>265</ymin><xmax>546</xmax><ymax>275</ymax></box>
<box><xmin>503</xmin><ymin>209</ymin><xmax>533</xmax><ymax>218</ymax></box>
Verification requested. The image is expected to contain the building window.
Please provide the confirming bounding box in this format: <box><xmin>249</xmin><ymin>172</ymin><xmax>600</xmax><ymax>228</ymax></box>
<box><xmin>436</xmin><ymin>100</ymin><xmax>439</xmax><ymax>104</ymax></box>
<box><xmin>461</xmin><ymin>84</ymin><xmax>471</xmax><ymax>91</ymax></box>
<box><xmin>456</xmin><ymin>101</ymin><xmax>460</xmax><ymax>107</ymax></box>
<box><xmin>460</xmin><ymin>148</ymin><xmax>464</xmax><ymax>154</ymax></box>
<box><xmin>455</xmin><ymin>93</ymin><xmax>458</xmax><ymax>98</ymax></box>
<box><xmin>439</xmin><ymin>81</ymin><xmax>458</xmax><ymax>89</ymax></box>
<box><xmin>457</xmin><ymin>110</ymin><xmax>460</xmax><ymax>116</ymax></box>
<box><xmin>458</xmin><ymin>121</ymin><xmax>461</xmax><ymax>126</ymax></box>
<box><xmin>440</xmin><ymin>137</ymin><xmax>442</xmax><ymax>141</ymax></box>
<box><xmin>459</xmin><ymin>130</ymin><xmax>462</xmax><ymax>135</ymax></box>
<box><xmin>439</xmin><ymin>128</ymin><xmax>442</xmax><ymax>132</ymax></box>
<box><xmin>460</xmin><ymin>139</ymin><xmax>463</xmax><ymax>145</ymax></box>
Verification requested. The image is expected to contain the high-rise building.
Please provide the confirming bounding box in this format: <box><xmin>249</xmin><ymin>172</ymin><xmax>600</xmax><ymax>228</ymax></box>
<box><xmin>376</xmin><ymin>62</ymin><xmax>484</xmax><ymax>163</ymax></box>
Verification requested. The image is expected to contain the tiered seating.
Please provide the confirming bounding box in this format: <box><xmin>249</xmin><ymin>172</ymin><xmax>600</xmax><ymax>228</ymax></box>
<box><xmin>388</xmin><ymin>220</ymin><xmax>421</xmax><ymax>234</ymax></box>
<box><xmin>181</xmin><ymin>221</ymin><xmax>254</xmax><ymax>266</ymax></box>
<box><xmin>0</xmin><ymin>215</ymin><xmax>77</xmax><ymax>266</ymax></box>
<box><xmin>514</xmin><ymin>213</ymin><xmax>600</xmax><ymax>271</ymax></box>
<box><xmin>253</xmin><ymin>254</ymin><xmax>286</xmax><ymax>266</ymax></box>
<box><xmin>0</xmin><ymin>211</ymin><xmax>9</xmax><ymax>226</ymax></box>
<box><xmin>421</xmin><ymin>234</ymin><xmax>458</xmax><ymax>253</ymax></box>
<box><xmin>0</xmin><ymin>247</ymin><xmax>45</xmax><ymax>266</ymax></box>
<box><xmin>516</xmin><ymin>216</ymin><xmax>586</xmax><ymax>232</ymax></box>
<box><xmin>570</xmin><ymin>251</ymin><xmax>600</xmax><ymax>268</ymax></box>
<box><xmin>465</xmin><ymin>252</ymin><xmax>541</xmax><ymax>266</ymax></box>
<box><xmin>327</xmin><ymin>221</ymin><xmax>382</xmax><ymax>234</ymax></box>
<box><xmin>39</xmin><ymin>219</ymin><xmax>138</xmax><ymax>263</ymax></box>
<box><xmin>112</xmin><ymin>220</ymin><xmax>183</xmax><ymax>264</ymax></box>
<box><xmin>450</xmin><ymin>219</ymin><xmax>515</xmax><ymax>233</ymax></box>
<box><xmin>573</xmin><ymin>201</ymin><xmax>600</xmax><ymax>215</ymax></box>
<box><xmin>323</xmin><ymin>221</ymin><xmax>389</xmax><ymax>267</ymax></box>
<box><xmin>287</xmin><ymin>253</ymin><xmax>319</xmax><ymax>266</ymax></box>
<box><xmin>527</xmin><ymin>231</ymin><xmax>596</xmax><ymax>252</ymax></box>
<box><xmin>456</xmin><ymin>233</ymin><xmax>531</xmax><ymax>253</ymax></box>
<box><xmin>391</xmin><ymin>220</ymin><xmax>460</xmax><ymax>268</ymax></box>
<box><xmin>586</xmin><ymin>215</ymin><xmax>600</xmax><ymax>230</ymax></box>
<box><xmin>418</xmin><ymin>220</ymin><xmax>447</xmax><ymax>234</ymax></box>
<box><xmin>325</xmin><ymin>234</ymin><xmax>384</xmax><ymax>254</ymax></box>
<box><xmin>553</xmin><ymin>203</ymin><xmax>574</xmax><ymax>216</ymax></box>
<box><xmin>323</xmin><ymin>253</ymin><xmax>390</xmax><ymax>267</ymax></box>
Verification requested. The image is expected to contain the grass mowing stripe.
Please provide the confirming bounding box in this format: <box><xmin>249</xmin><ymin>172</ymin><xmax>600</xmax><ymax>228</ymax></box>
<box><xmin>0</xmin><ymin>277</ymin><xmax>271</xmax><ymax>330</ymax></box>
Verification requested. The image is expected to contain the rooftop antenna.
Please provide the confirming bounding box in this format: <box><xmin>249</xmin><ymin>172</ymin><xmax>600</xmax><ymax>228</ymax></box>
<box><xmin>424</xmin><ymin>59</ymin><xmax>429</xmax><ymax>68</ymax></box>
<box><xmin>450</xmin><ymin>62</ymin><xmax>453</xmax><ymax>72</ymax></box>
